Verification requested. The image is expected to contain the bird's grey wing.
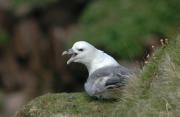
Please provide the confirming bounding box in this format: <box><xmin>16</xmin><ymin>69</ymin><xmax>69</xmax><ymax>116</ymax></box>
<box><xmin>105</xmin><ymin>69</ymin><xmax>130</xmax><ymax>87</ymax></box>
<box><xmin>89</xmin><ymin>66</ymin><xmax>130</xmax><ymax>89</ymax></box>
<box><xmin>89</xmin><ymin>65</ymin><xmax>130</xmax><ymax>79</ymax></box>
<box><xmin>86</xmin><ymin>66</ymin><xmax>131</xmax><ymax>98</ymax></box>
<box><xmin>105</xmin><ymin>74</ymin><xmax>128</xmax><ymax>89</ymax></box>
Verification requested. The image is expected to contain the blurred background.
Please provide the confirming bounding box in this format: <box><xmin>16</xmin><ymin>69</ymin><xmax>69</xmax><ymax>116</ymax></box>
<box><xmin>0</xmin><ymin>0</ymin><xmax>179</xmax><ymax>116</ymax></box>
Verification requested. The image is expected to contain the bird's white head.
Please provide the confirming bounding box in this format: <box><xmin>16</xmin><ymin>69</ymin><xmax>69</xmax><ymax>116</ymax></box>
<box><xmin>62</xmin><ymin>41</ymin><xmax>119</xmax><ymax>74</ymax></box>
<box><xmin>62</xmin><ymin>41</ymin><xmax>97</xmax><ymax>65</ymax></box>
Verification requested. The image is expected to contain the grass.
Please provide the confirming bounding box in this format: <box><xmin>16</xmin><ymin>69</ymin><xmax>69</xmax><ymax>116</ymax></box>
<box><xmin>115</xmin><ymin>36</ymin><xmax>180</xmax><ymax>117</ymax></box>
<box><xmin>15</xmin><ymin>36</ymin><xmax>180</xmax><ymax>117</ymax></box>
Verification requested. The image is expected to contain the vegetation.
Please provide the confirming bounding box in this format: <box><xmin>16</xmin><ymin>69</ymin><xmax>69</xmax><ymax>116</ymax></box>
<box><xmin>15</xmin><ymin>36</ymin><xmax>180</xmax><ymax>117</ymax></box>
<box><xmin>69</xmin><ymin>0</ymin><xmax>180</xmax><ymax>59</ymax></box>
<box><xmin>12</xmin><ymin>0</ymin><xmax>58</xmax><ymax>7</ymax></box>
<box><xmin>0</xmin><ymin>31</ymin><xmax>11</xmax><ymax>44</ymax></box>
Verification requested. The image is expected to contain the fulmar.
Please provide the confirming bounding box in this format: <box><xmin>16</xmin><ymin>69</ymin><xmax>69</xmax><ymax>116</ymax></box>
<box><xmin>62</xmin><ymin>41</ymin><xmax>131</xmax><ymax>99</ymax></box>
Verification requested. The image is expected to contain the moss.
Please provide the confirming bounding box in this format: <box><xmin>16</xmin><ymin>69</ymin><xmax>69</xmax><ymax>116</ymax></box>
<box><xmin>15</xmin><ymin>36</ymin><xmax>180</xmax><ymax>117</ymax></box>
<box><xmin>15</xmin><ymin>93</ymin><xmax>116</xmax><ymax>117</ymax></box>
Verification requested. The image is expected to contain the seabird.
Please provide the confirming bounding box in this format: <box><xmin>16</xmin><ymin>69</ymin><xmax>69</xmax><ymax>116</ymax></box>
<box><xmin>62</xmin><ymin>41</ymin><xmax>131</xmax><ymax>99</ymax></box>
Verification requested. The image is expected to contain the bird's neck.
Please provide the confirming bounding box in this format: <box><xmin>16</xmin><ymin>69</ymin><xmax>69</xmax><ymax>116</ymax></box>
<box><xmin>84</xmin><ymin>50</ymin><xmax>119</xmax><ymax>75</ymax></box>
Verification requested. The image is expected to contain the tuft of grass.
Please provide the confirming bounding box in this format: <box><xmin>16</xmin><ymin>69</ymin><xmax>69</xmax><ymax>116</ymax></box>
<box><xmin>15</xmin><ymin>36</ymin><xmax>180</xmax><ymax>117</ymax></box>
<box><xmin>113</xmin><ymin>36</ymin><xmax>180</xmax><ymax>117</ymax></box>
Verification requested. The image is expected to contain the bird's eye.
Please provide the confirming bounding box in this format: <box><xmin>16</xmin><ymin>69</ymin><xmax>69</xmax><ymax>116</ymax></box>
<box><xmin>78</xmin><ymin>48</ymin><xmax>84</xmax><ymax>51</ymax></box>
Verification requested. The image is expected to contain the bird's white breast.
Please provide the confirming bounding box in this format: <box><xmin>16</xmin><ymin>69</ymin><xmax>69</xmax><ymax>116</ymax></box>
<box><xmin>88</xmin><ymin>52</ymin><xmax>119</xmax><ymax>75</ymax></box>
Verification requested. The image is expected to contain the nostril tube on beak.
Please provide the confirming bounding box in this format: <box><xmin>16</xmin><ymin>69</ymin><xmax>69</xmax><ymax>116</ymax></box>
<box><xmin>62</xmin><ymin>51</ymin><xmax>68</xmax><ymax>56</ymax></box>
<box><xmin>62</xmin><ymin>49</ymin><xmax>74</xmax><ymax>56</ymax></box>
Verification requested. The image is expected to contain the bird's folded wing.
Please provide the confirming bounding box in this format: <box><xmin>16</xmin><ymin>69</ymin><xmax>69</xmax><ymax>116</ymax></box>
<box><xmin>88</xmin><ymin>65</ymin><xmax>130</xmax><ymax>89</ymax></box>
<box><xmin>105</xmin><ymin>77</ymin><xmax>127</xmax><ymax>89</ymax></box>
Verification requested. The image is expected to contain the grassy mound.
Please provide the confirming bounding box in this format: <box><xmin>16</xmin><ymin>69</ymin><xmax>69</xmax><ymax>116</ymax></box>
<box><xmin>15</xmin><ymin>36</ymin><xmax>180</xmax><ymax>117</ymax></box>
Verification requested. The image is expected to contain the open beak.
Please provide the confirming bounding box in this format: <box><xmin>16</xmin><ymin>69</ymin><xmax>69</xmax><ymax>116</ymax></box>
<box><xmin>62</xmin><ymin>49</ymin><xmax>78</xmax><ymax>64</ymax></box>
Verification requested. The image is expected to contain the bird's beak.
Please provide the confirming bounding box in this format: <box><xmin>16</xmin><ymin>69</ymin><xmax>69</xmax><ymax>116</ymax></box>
<box><xmin>62</xmin><ymin>49</ymin><xmax>77</xmax><ymax>64</ymax></box>
<box><xmin>62</xmin><ymin>49</ymin><xmax>74</xmax><ymax>56</ymax></box>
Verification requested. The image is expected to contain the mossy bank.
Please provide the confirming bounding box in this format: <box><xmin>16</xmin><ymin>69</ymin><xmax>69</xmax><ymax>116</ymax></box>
<box><xmin>15</xmin><ymin>36</ymin><xmax>180</xmax><ymax>117</ymax></box>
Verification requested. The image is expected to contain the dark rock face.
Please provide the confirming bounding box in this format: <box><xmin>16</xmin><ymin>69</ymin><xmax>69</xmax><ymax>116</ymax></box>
<box><xmin>0</xmin><ymin>1</ymin><xmax>89</xmax><ymax>116</ymax></box>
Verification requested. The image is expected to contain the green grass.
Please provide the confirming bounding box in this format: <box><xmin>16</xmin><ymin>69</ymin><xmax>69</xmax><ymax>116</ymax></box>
<box><xmin>15</xmin><ymin>35</ymin><xmax>180</xmax><ymax>117</ymax></box>
<box><xmin>114</xmin><ymin>36</ymin><xmax>180</xmax><ymax>117</ymax></box>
